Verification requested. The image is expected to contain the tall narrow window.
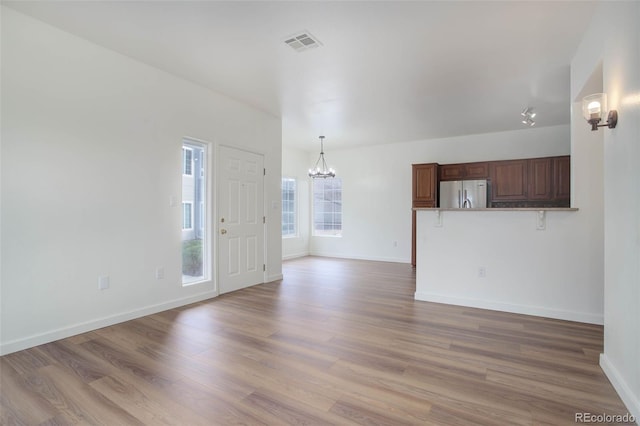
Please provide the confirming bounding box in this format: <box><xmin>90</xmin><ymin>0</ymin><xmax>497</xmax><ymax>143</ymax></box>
<box><xmin>313</xmin><ymin>178</ymin><xmax>342</xmax><ymax>236</ymax></box>
<box><xmin>182</xmin><ymin>140</ymin><xmax>207</xmax><ymax>285</ymax></box>
<box><xmin>281</xmin><ymin>178</ymin><xmax>297</xmax><ymax>237</ymax></box>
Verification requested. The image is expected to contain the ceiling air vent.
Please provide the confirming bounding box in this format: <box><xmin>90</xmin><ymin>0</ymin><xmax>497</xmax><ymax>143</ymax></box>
<box><xmin>284</xmin><ymin>31</ymin><xmax>322</xmax><ymax>52</ymax></box>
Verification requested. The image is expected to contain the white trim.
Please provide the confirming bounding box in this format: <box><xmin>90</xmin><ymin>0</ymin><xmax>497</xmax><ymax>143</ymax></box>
<box><xmin>182</xmin><ymin>138</ymin><xmax>212</xmax><ymax>288</ymax></box>
<box><xmin>309</xmin><ymin>252</ymin><xmax>410</xmax><ymax>264</ymax></box>
<box><xmin>600</xmin><ymin>354</ymin><xmax>640</xmax><ymax>423</ymax></box>
<box><xmin>414</xmin><ymin>292</ymin><xmax>604</xmax><ymax>325</ymax></box>
<box><xmin>0</xmin><ymin>290</ymin><xmax>218</xmax><ymax>356</ymax></box>
<box><xmin>266</xmin><ymin>273</ymin><xmax>284</xmax><ymax>282</ymax></box>
<box><xmin>282</xmin><ymin>251</ymin><xmax>310</xmax><ymax>261</ymax></box>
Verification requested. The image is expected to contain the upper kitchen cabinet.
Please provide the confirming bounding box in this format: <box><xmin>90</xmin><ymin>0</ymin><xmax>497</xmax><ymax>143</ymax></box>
<box><xmin>490</xmin><ymin>156</ymin><xmax>570</xmax><ymax>206</ymax></box>
<box><xmin>553</xmin><ymin>156</ymin><xmax>571</xmax><ymax>203</ymax></box>
<box><xmin>439</xmin><ymin>164</ymin><xmax>464</xmax><ymax>181</ymax></box>
<box><xmin>412</xmin><ymin>163</ymin><xmax>438</xmax><ymax>207</ymax></box>
<box><xmin>490</xmin><ymin>159</ymin><xmax>528</xmax><ymax>201</ymax></box>
<box><xmin>528</xmin><ymin>157</ymin><xmax>553</xmax><ymax>200</ymax></box>
<box><xmin>439</xmin><ymin>162</ymin><xmax>489</xmax><ymax>181</ymax></box>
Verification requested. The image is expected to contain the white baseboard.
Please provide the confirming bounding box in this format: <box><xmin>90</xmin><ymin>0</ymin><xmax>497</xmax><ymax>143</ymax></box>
<box><xmin>600</xmin><ymin>353</ymin><xmax>640</xmax><ymax>423</ymax></box>
<box><xmin>414</xmin><ymin>292</ymin><xmax>604</xmax><ymax>325</ymax></box>
<box><xmin>266</xmin><ymin>273</ymin><xmax>284</xmax><ymax>282</ymax></box>
<box><xmin>0</xmin><ymin>290</ymin><xmax>218</xmax><ymax>356</ymax></box>
<box><xmin>282</xmin><ymin>252</ymin><xmax>309</xmax><ymax>261</ymax></box>
<box><xmin>309</xmin><ymin>252</ymin><xmax>410</xmax><ymax>264</ymax></box>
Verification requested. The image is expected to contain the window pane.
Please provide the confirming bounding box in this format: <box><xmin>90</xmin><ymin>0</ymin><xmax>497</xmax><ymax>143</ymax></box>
<box><xmin>182</xmin><ymin>203</ymin><xmax>192</xmax><ymax>229</ymax></box>
<box><xmin>182</xmin><ymin>140</ymin><xmax>207</xmax><ymax>285</ymax></box>
<box><xmin>183</xmin><ymin>147</ymin><xmax>193</xmax><ymax>176</ymax></box>
<box><xmin>313</xmin><ymin>178</ymin><xmax>342</xmax><ymax>236</ymax></box>
<box><xmin>281</xmin><ymin>178</ymin><xmax>296</xmax><ymax>237</ymax></box>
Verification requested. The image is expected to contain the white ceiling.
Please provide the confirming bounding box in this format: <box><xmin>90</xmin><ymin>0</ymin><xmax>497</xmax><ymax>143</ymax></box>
<box><xmin>4</xmin><ymin>1</ymin><xmax>596</xmax><ymax>151</ymax></box>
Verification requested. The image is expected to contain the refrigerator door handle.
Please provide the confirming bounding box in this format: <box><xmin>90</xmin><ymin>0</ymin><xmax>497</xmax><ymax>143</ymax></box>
<box><xmin>458</xmin><ymin>189</ymin><xmax>462</xmax><ymax>208</ymax></box>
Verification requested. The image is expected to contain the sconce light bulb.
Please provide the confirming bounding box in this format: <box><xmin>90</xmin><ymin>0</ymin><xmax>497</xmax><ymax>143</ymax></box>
<box><xmin>588</xmin><ymin>101</ymin><xmax>601</xmax><ymax>114</ymax></box>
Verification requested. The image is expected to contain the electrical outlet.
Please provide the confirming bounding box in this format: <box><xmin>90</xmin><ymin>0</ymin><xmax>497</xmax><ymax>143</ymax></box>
<box><xmin>393</xmin><ymin>241</ymin><xmax>398</xmax><ymax>247</ymax></box>
<box><xmin>98</xmin><ymin>275</ymin><xmax>110</xmax><ymax>290</ymax></box>
<box><xmin>478</xmin><ymin>267</ymin><xmax>486</xmax><ymax>278</ymax></box>
<box><xmin>156</xmin><ymin>267</ymin><xmax>165</xmax><ymax>280</ymax></box>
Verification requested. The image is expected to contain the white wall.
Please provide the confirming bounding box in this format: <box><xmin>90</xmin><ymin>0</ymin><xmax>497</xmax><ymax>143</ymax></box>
<box><xmin>415</xmin><ymin>209</ymin><xmax>602</xmax><ymax>324</ymax></box>
<box><xmin>571</xmin><ymin>1</ymin><xmax>640</xmax><ymax>420</ymax></box>
<box><xmin>0</xmin><ymin>7</ymin><xmax>282</xmax><ymax>355</ymax></box>
<box><xmin>304</xmin><ymin>125</ymin><xmax>570</xmax><ymax>262</ymax></box>
<box><xmin>282</xmin><ymin>146</ymin><xmax>311</xmax><ymax>259</ymax></box>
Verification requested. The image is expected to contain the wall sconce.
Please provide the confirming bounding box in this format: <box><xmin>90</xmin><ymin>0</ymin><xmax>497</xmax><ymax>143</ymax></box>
<box><xmin>582</xmin><ymin>93</ymin><xmax>618</xmax><ymax>131</ymax></box>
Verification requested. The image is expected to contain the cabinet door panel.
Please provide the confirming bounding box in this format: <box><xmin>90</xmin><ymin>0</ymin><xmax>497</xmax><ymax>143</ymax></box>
<box><xmin>439</xmin><ymin>164</ymin><xmax>464</xmax><ymax>181</ymax></box>
<box><xmin>528</xmin><ymin>158</ymin><xmax>553</xmax><ymax>200</ymax></box>
<box><xmin>465</xmin><ymin>162</ymin><xmax>489</xmax><ymax>179</ymax></box>
<box><xmin>412</xmin><ymin>164</ymin><xmax>438</xmax><ymax>204</ymax></box>
<box><xmin>554</xmin><ymin>156</ymin><xmax>571</xmax><ymax>200</ymax></box>
<box><xmin>490</xmin><ymin>160</ymin><xmax>528</xmax><ymax>201</ymax></box>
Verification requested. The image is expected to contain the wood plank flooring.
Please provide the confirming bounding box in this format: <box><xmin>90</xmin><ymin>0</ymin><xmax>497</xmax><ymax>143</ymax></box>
<box><xmin>1</xmin><ymin>256</ymin><xmax>633</xmax><ymax>425</ymax></box>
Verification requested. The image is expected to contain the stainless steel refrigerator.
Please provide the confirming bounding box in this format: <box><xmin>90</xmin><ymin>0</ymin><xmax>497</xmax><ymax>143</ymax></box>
<box><xmin>439</xmin><ymin>179</ymin><xmax>488</xmax><ymax>208</ymax></box>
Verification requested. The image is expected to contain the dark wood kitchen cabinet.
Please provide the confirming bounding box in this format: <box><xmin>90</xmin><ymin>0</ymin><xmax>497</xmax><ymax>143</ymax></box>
<box><xmin>439</xmin><ymin>162</ymin><xmax>489</xmax><ymax>181</ymax></box>
<box><xmin>553</xmin><ymin>156</ymin><xmax>571</xmax><ymax>202</ymax></box>
<box><xmin>527</xmin><ymin>155</ymin><xmax>570</xmax><ymax>204</ymax></box>
<box><xmin>490</xmin><ymin>159</ymin><xmax>528</xmax><ymax>201</ymax></box>
<box><xmin>412</xmin><ymin>163</ymin><xmax>438</xmax><ymax>266</ymax></box>
<box><xmin>439</xmin><ymin>164</ymin><xmax>464</xmax><ymax>181</ymax></box>
<box><xmin>465</xmin><ymin>162</ymin><xmax>490</xmax><ymax>179</ymax></box>
<box><xmin>412</xmin><ymin>163</ymin><xmax>438</xmax><ymax>207</ymax></box>
<box><xmin>528</xmin><ymin>157</ymin><xmax>553</xmax><ymax>200</ymax></box>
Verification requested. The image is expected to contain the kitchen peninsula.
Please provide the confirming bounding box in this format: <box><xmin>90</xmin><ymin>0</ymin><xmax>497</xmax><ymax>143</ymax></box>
<box><xmin>411</xmin><ymin>156</ymin><xmax>570</xmax><ymax>265</ymax></box>
<box><xmin>412</xmin><ymin>206</ymin><xmax>597</xmax><ymax>325</ymax></box>
<box><xmin>410</xmin><ymin>155</ymin><xmax>597</xmax><ymax>324</ymax></box>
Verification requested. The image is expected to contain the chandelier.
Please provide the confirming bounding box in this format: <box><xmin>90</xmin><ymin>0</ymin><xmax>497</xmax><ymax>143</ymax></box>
<box><xmin>308</xmin><ymin>135</ymin><xmax>335</xmax><ymax>178</ymax></box>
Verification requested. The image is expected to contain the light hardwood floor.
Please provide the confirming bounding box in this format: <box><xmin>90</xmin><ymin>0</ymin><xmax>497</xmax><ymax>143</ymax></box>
<box><xmin>1</xmin><ymin>256</ymin><xmax>632</xmax><ymax>425</ymax></box>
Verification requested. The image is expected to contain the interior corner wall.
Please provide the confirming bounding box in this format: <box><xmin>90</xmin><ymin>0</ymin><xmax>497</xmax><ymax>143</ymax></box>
<box><xmin>0</xmin><ymin>7</ymin><xmax>282</xmax><ymax>355</ymax></box>
<box><xmin>307</xmin><ymin>125</ymin><xmax>570</xmax><ymax>263</ymax></box>
<box><xmin>282</xmin><ymin>146</ymin><xmax>311</xmax><ymax>260</ymax></box>
<box><xmin>571</xmin><ymin>1</ymin><xmax>640</xmax><ymax>420</ymax></box>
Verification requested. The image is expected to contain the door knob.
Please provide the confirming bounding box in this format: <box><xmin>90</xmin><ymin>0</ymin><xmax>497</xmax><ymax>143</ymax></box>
<box><xmin>220</xmin><ymin>229</ymin><xmax>227</xmax><ymax>235</ymax></box>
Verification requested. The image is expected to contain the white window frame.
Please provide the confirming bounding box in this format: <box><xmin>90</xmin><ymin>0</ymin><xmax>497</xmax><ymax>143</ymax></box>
<box><xmin>181</xmin><ymin>138</ymin><xmax>210</xmax><ymax>287</ymax></box>
<box><xmin>281</xmin><ymin>177</ymin><xmax>297</xmax><ymax>238</ymax></box>
<box><xmin>312</xmin><ymin>178</ymin><xmax>342</xmax><ymax>237</ymax></box>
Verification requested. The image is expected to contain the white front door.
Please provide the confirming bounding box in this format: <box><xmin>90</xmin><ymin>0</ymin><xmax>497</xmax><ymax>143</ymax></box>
<box><xmin>218</xmin><ymin>146</ymin><xmax>265</xmax><ymax>294</ymax></box>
